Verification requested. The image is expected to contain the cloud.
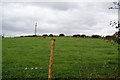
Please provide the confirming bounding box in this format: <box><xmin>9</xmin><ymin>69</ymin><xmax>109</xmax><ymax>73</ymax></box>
<box><xmin>2</xmin><ymin>2</ymin><xmax>118</xmax><ymax>37</ymax></box>
<box><xmin>2</xmin><ymin>0</ymin><xmax>118</xmax><ymax>2</ymax></box>
<box><xmin>28</xmin><ymin>2</ymin><xmax>79</xmax><ymax>11</ymax></box>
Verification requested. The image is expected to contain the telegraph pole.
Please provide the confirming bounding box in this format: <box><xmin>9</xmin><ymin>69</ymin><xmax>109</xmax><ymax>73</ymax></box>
<box><xmin>35</xmin><ymin>22</ymin><xmax>37</xmax><ymax>36</ymax></box>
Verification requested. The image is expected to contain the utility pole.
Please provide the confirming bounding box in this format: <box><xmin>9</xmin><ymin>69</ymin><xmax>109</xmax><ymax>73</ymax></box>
<box><xmin>35</xmin><ymin>22</ymin><xmax>37</xmax><ymax>36</ymax></box>
<box><xmin>2</xmin><ymin>33</ymin><xmax>5</xmax><ymax>38</ymax></box>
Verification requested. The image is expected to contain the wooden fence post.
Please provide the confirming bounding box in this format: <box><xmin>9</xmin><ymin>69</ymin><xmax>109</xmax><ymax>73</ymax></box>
<box><xmin>48</xmin><ymin>39</ymin><xmax>55</xmax><ymax>80</ymax></box>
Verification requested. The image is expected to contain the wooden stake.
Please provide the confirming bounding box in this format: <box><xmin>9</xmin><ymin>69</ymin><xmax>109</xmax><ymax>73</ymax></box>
<box><xmin>48</xmin><ymin>39</ymin><xmax>55</xmax><ymax>80</ymax></box>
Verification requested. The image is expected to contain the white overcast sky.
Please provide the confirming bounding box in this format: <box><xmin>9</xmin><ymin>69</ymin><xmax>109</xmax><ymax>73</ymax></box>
<box><xmin>1</xmin><ymin>0</ymin><xmax>119</xmax><ymax>37</ymax></box>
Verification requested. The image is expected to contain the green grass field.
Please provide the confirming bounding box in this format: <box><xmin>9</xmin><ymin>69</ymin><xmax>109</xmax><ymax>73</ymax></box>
<box><xmin>2</xmin><ymin>37</ymin><xmax>118</xmax><ymax>79</ymax></box>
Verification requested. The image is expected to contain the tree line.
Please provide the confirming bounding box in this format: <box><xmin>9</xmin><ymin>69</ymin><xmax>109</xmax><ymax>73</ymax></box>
<box><xmin>20</xmin><ymin>34</ymin><xmax>115</xmax><ymax>39</ymax></box>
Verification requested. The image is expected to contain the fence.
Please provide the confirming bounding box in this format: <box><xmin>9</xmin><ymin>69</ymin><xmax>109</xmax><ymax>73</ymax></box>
<box><xmin>2</xmin><ymin>37</ymin><xmax>118</xmax><ymax>79</ymax></box>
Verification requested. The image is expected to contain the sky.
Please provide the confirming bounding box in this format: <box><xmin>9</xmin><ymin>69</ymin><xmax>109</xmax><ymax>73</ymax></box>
<box><xmin>1</xmin><ymin>1</ymin><xmax>118</xmax><ymax>37</ymax></box>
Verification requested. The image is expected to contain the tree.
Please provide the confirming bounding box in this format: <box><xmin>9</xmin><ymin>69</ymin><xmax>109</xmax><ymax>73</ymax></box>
<box><xmin>20</xmin><ymin>36</ymin><xmax>24</xmax><ymax>37</ymax></box>
<box><xmin>109</xmin><ymin>21</ymin><xmax>120</xmax><ymax>44</ymax></box>
<box><xmin>59</xmin><ymin>34</ymin><xmax>65</xmax><ymax>37</ymax></box>
<box><xmin>42</xmin><ymin>34</ymin><xmax>48</xmax><ymax>37</ymax></box>
<box><xmin>92</xmin><ymin>35</ymin><xmax>101</xmax><ymax>38</ymax></box>
<box><xmin>112</xmin><ymin>22</ymin><xmax>120</xmax><ymax>44</ymax></box>
<box><xmin>73</xmin><ymin>34</ymin><xmax>80</xmax><ymax>37</ymax></box>
<box><xmin>81</xmin><ymin>34</ymin><xmax>86</xmax><ymax>38</ymax></box>
<box><xmin>49</xmin><ymin>34</ymin><xmax>53</xmax><ymax>37</ymax></box>
<box><xmin>105</xmin><ymin>35</ymin><xmax>112</xmax><ymax>38</ymax></box>
<box><xmin>109</xmin><ymin>1</ymin><xmax>120</xmax><ymax>44</ymax></box>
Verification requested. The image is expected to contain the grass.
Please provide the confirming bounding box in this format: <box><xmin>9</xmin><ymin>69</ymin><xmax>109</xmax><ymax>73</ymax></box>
<box><xmin>2</xmin><ymin>37</ymin><xmax>118</xmax><ymax>79</ymax></box>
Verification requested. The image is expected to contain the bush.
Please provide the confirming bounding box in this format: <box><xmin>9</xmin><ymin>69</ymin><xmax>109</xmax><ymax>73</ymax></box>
<box><xmin>113</xmin><ymin>37</ymin><xmax>120</xmax><ymax>44</ymax></box>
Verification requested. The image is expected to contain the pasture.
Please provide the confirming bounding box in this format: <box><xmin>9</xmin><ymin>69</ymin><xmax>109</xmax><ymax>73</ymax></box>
<box><xmin>2</xmin><ymin>37</ymin><xmax>118</xmax><ymax>79</ymax></box>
